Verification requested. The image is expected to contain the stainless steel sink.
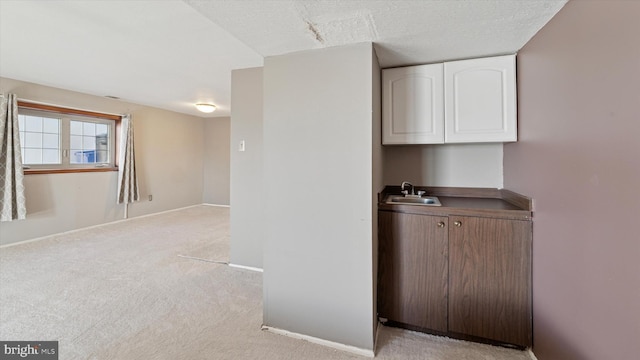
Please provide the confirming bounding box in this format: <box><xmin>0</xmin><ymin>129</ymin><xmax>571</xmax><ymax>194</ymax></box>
<box><xmin>385</xmin><ymin>195</ymin><xmax>442</xmax><ymax>206</ymax></box>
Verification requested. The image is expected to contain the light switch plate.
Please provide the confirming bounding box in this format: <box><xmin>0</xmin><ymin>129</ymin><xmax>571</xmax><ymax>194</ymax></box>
<box><xmin>239</xmin><ymin>140</ymin><xmax>245</xmax><ymax>152</ymax></box>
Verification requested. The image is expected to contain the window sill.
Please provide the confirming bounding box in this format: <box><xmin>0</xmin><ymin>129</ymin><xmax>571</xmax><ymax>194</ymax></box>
<box><xmin>24</xmin><ymin>167</ymin><xmax>118</xmax><ymax>175</ymax></box>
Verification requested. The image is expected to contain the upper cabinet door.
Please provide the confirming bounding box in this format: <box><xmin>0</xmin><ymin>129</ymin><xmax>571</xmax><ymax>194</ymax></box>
<box><xmin>382</xmin><ymin>64</ymin><xmax>444</xmax><ymax>145</ymax></box>
<box><xmin>444</xmin><ymin>55</ymin><xmax>517</xmax><ymax>143</ymax></box>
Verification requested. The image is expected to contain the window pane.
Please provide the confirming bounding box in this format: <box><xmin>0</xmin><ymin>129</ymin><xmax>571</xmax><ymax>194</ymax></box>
<box><xmin>19</xmin><ymin>132</ymin><xmax>25</xmax><ymax>147</ymax></box>
<box><xmin>24</xmin><ymin>148</ymin><xmax>42</xmax><ymax>164</ymax></box>
<box><xmin>42</xmin><ymin>149</ymin><xmax>60</xmax><ymax>164</ymax></box>
<box><xmin>24</xmin><ymin>132</ymin><xmax>42</xmax><ymax>148</ymax></box>
<box><xmin>83</xmin><ymin>122</ymin><xmax>96</xmax><ymax>136</ymax></box>
<box><xmin>25</xmin><ymin>116</ymin><xmax>43</xmax><ymax>132</ymax></box>
<box><xmin>71</xmin><ymin>150</ymin><xmax>88</xmax><ymax>164</ymax></box>
<box><xmin>18</xmin><ymin>115</ymin><xmax>25</xmax><ymax>131</ymax></box>
<box><xmin>96</xmin><ymin>134</ymin><xmax>108</xmax><ymax>147</ymax></box>
<box><xmin>96</xmin><ymin>123</ymin><xmax>108</xmax><ymax>136</ymax></box>
<box><xmin>70</xmin><ymin>121</ymin><xmax>83</xmax><ymax>135</ymax></box>
<box><xmin>70</xmin><ymin>135</ymin><xmax>82</xmax><ymax>150</ymax></box>
<box><xmin>42</xmin><ymin>134</ymin><xmax>59</xmax><ymax>149</ymax></box>
<box><xmin>96</xmin><ymin>150</ymin><xmax>109</xmax><ymax>163</ymax></box>
<box><xmin>72</xmin><ymin>150</ymin><xmax>97</xmax><ymax>164</ymax></box>
<box><xmin>83</xmin><ymin>136</ymin><xmax>96</xmax><ymax>150</ymax></box>
<box><xmin>87</xmin><ymin>151</ymin><xmax>96</xmax><ymax>163</ymax></box>
<box><xmin>43</xmin><ymin>117</ymin><xmax>60</xmax><ymax>134</ymax></box>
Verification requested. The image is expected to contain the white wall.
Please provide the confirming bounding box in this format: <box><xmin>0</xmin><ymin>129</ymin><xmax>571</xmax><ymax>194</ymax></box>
<box><xmin>203</xmin><ymin>116</ymin><xmax>230</xmax><ymax>205</ymax></box>
<box><xmin>229</xmin><ymin>67</ymin><xmax>264</xmax><ymax>269</ymax></box>
<box><xmin>262</xmin><ymin>43</ymin><xmax>376</xmax><ymax>351</ymax></box>
<box><xmin>383</xmin><ymin>143</ymin><xmax>503</xmax><ymax>188</ymax></box>
<box><xmin>0</xmin><ymin>77</ymin><xmax>206</xmax><ymax>246</ymax></box>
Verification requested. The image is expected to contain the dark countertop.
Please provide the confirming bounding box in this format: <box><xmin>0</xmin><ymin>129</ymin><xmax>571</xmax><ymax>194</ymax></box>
<box><xmin>378</xmin><ymin>186</ymin><xmax>533</xmax><ymax>221</ymax></box>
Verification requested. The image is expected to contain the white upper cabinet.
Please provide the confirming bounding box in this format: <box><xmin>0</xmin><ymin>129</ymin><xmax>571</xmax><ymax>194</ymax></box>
<box><xmin>444</xmin><ymin>55</ymin><xmax>517</xmax><ymax>143</ymax></box>
<box><xmin>382</xmin><ymin>54</ymin><xmax>517</xmax><ymax>145</ymax></box>
<box><xmin>382</xmin><ymin>63</ymin><xmax>444</xmax><ymax>145</ymax></box>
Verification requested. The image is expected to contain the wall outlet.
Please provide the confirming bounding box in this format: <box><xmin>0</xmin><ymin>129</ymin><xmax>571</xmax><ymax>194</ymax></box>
<box><xmin>148</xmin><ymin>195</ymin><xmax>153</xmax><ymax>201</ymax></box>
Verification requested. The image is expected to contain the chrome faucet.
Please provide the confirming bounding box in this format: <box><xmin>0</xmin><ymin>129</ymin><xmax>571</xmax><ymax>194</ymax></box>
<box><xmin>401</xmin><ymin>181</ymin><xmax>414</xmax><ymax>195</ymax></box>
<box><xmin>401</xmin><ymin>181</ymin><xmax>426</xmax><ymax>197</ymax></box>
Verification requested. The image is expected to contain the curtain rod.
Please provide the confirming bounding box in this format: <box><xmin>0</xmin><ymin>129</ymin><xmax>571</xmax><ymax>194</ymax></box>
<box><xmin>17</xmin><ymin>97</ymin><xmax>126</xmax><ymax>117</ymax></box>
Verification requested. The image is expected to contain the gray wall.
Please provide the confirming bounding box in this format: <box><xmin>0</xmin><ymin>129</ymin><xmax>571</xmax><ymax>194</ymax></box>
<box><xmin>504</xmin><ymin>1</ymin><xmax>640</xmax><ymax>359</ymax></box>
<box><xmin>0</xmin><ymin>77</ymin><xmax>206</xmax><ymax>246</ymax></box>
<box><xmin>229</xmin><ymin>67</ymin><xmax>264</xmax><ymax>269</ymax></box>
<box><xmin>371</xmin><ymin>47</ymin><xmax>383</xmax><ymax>342</ymax></box>
<box><xmin>383</xmin><ymin>143</ymin><xmax>503</xmax><ymax>188</ymax></box>
<box><xmin>262</xmin><ymin>43</ymin><xmax>376</xmax><ymax>351</ymax></box>
<box><xmin>203</xmin><ymin>116</ymin><xmax>230</xmax><ymax>205</ymax></box>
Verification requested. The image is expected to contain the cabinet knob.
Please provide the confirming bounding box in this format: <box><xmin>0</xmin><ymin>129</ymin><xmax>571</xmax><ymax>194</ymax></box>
<box><xmin>437</xmin><ymin>221</ymin><xmax>445</xmax><ymax>228</ymax></box>
<box><xmin>454</xmin><ymin>221</ymin><xmax>462</xmax><ymax>227</ymax></box>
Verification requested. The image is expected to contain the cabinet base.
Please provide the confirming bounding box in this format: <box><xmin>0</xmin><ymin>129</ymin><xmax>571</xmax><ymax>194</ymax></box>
<box><xmin>381</xmin><ymin>319</ymin><xmax>528</xmax><ymax>350</ymax></box>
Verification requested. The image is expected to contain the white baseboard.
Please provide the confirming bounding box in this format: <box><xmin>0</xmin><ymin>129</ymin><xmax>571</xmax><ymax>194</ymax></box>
<box><xmin>229</xmin><ymin>263</ymin><xmax>264</xmax><ymax>272</ymax></box>
<box><xmin>261</xmin><ymin>325</ymin><xmax>374</xmax><ymax>358</ymax></box>
<box><xmin>202</xmin><ymin>203</ymin><xmax>230</xmax><ymax>208</ymax></box>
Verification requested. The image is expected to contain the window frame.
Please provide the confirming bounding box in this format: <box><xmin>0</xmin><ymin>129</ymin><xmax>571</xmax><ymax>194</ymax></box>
<box><xmin>18</xmin><ymin>101</ymin><xmax>121</xmax><ymax>175</ymax></box>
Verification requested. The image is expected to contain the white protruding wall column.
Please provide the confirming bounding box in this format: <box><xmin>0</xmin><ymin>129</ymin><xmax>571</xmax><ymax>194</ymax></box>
<box><xmin>262</xmin><ymin>43</ymin><xmax>380</xmax><ymax>351</ymax></box>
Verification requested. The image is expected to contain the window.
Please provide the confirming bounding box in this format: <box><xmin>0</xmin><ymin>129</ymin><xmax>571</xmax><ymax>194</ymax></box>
<box><xmin>19</xmin><ymin>112</ymin><xmax>61</xmax><ymax>165</ymax></box>
<box><xmin>17</xmin><ymin>102</ymin><xmax>121</xmax><ymax>174</ymax></box>
<box><xmin>69</xmin><ymin>119</ymin><xmax>111</xmax><ymax>165</ymax></box>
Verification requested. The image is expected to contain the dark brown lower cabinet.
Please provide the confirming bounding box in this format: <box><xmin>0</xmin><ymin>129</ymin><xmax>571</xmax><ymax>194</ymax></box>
<box><xmin>378</xmin><ymin>211</ymin><xmax>532</xmax><ymax>348</ymax></box>
<box><xmin>448</xmin><ymin>216</ymin><xmax>532</xmax><ymax>347</ymax></box>
<box><xmin>378</xmin><ymin>211</ymin><xmax>449</xmax><ymax>332</ymax></box>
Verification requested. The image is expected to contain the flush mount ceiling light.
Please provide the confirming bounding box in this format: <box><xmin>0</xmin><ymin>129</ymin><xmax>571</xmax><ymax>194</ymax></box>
<box><xmin>195</xmin><ymin>103</ymin><xmax>216</xmax><ymax>113</ymax></box>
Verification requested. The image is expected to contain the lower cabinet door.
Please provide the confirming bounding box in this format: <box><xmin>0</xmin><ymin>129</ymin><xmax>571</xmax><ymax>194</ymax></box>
<box><xmin>378</xmin><ymin>211</ymin><xmax>449</xmax><ymax>332</ymax></box>
<box><xmin>448</xmin><ymin>216</ymin><xmax>532</xmax><ymax>347</ymax></box>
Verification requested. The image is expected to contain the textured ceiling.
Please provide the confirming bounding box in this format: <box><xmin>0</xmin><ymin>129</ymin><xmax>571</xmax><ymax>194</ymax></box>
<box><xmin>0</xmin><ymin>0</ymin><xmax>567</xmax><ymax>118</ymax></box>
<box><xmin>185</xmin><ymin>0</ymin><xmax>568</xmax><ymax>67</ymax></box>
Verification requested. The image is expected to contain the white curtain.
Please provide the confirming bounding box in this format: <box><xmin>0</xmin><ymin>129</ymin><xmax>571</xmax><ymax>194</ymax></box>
<box><xmin>117</xmin><ymin>114</ymin><xmax>139</xmax><ymax>218</ymax></box>
<box><xmin>0</xmin><ymin>93</ymin><xmax>27</xmax><ymax>221</ymax></box>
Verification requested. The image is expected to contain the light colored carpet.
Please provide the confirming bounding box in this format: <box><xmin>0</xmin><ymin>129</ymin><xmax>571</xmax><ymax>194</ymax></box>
<box><xmin>0</xmin><ymin>205</ymin><xmax>532</xmax><ymax>359</ymax></box>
